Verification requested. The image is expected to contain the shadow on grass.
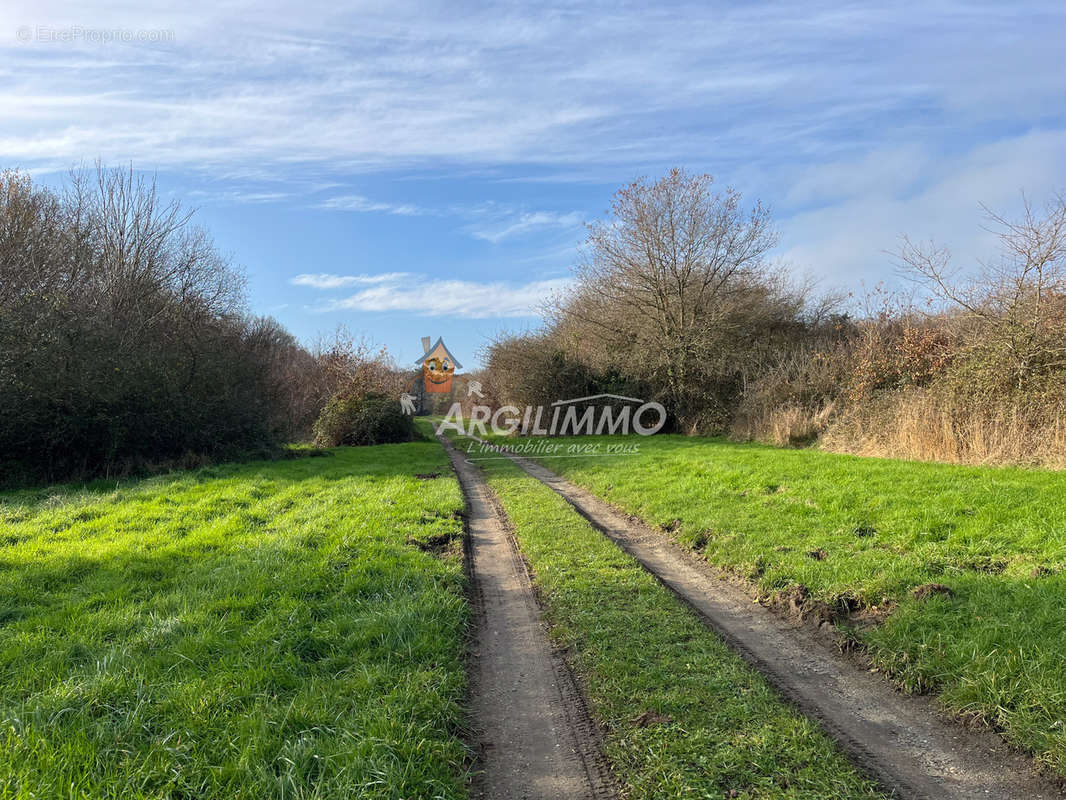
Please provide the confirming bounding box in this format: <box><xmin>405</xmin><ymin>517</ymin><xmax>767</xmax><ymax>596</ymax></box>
<box><xmin>0</xmin><ymin>440</ymin><xmax>437</xmax><ymax>508</ymax></box>
<box><xmin>0</xmin><ymin>440</ymin><xmax>470</xmax><ymax>799</ymax></box>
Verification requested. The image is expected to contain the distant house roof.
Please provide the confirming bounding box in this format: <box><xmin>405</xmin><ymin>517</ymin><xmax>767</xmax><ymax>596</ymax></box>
<box><xmin>415</xmin><ymin>337</ymin><xmax>463</xmax><ymax>369</ymax></box>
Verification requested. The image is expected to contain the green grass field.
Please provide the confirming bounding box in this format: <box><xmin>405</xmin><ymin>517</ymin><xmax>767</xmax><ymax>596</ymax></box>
<box><xmin>475</xmin><ymin>453</ymin><xmax>884</xmax><ymax>799</ymax></box>
<box><xmin>0</xmin><ymin>444</ymin><xmax>470</xmax><ymax>799</ymax></box>
<box><xmin>7</xmin><ymin>424</ymin><xmax>1064</xmax><ymax>796</ymax></box>
<box><xmin>497</xmin><ymin>433</ymin><xmax>1066</xmax><ymax>776</ymax></box>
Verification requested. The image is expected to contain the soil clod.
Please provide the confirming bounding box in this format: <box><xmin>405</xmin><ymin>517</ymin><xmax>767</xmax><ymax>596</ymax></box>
<box><xmin>631</xmin><ymin>710</ymin><xmax>673</xmax><ymax>728</ymax></box>
<box><xmin>406</xmin><ymin>532</ymin><xmax>457</xmax><ymax>555</ymax></box>
<box><xmin>912</xmin><ymin>583</ymin><xmax>955</xmax><ymax>601</ymax></box>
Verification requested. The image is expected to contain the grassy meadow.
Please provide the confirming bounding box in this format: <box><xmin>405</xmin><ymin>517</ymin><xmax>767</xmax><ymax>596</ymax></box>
<box><xmin>0</xmin><ymin>443</ymin><xmax>469</xmax><ymax>799</ymax></box>
<box><xmin>474</xmin><ymin>452</ymin><xmax>884</xmax><ymax>799</ymax></box>
<box><xmin>5</xmin><ymin>415</ymin><xmax>1064</xmax><ymax>797</ymax></box>
<box><xmin>498</xmin><ymin>433</ymin><xmax>1066</xmax><ymax>776</ymax></box>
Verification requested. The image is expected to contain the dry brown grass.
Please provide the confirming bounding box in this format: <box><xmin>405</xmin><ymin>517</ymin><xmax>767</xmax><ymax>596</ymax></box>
<box><xmin>820</xmin><ymin>388</ymin><xmax>1066</xmax><ymax>468</ymax></box>
<box><xmin>730</xmin><ymin>402</ymin><xmax>836</xmax><ymax>448</ymax></box>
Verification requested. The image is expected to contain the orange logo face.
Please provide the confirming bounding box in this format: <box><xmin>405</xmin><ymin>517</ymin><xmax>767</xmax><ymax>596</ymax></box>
<box><xmin>423</xmin><ymin>357</ymin><xmax>454</xmax><ymax>393</ymax></box>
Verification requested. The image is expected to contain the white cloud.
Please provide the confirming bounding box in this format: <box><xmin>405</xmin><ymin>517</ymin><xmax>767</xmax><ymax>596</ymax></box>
<box><xmin>4</xmin><ymin>0</ymin><xmax>1065</xmax><ymax>305</ymax></box>
<box><xmin>185</xmin><ymin>188</ymin><xmax>291</xmax><ymax>204</ymax></box>
<box><xmin>311</xmin><ymin>194</ymin><xmax>584</xmax><ymax>243</ymax></box>
<box><xmin>2</xmin><ymin>1</ymin><xmax>1062</xmax><ymax>183</ymax></box>
<box><xmin>468</xmin><ymin>210</ymin><xmax>584</xmax><ymax>243</ymax></box>
<box><xmin>774</xmin><ymin>130</ymin><xmax>1066</xmax><ymax>291</ymax></box>
<box><xmin>291</xmin><ymin>272</ymin><xmax>412</xmax><ymax>289</ymax></box>
<box><xmin>296</xmin><ymin>271</ymin><xmax>570</xmax><ymax>318</ymax></box>
<box><xmin>316</xmin><ymin>194</ymin><xmax>422</xmax><ymax>215</ymax></box>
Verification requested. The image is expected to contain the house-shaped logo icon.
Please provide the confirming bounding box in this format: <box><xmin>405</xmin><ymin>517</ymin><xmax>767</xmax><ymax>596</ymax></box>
<box><xmin>416</xmin><ymin>336</ymin><xmax>462</xmax><ymax>394</ymax></box>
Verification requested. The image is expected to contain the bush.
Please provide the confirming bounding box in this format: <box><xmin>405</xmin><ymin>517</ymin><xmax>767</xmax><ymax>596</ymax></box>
<box><xmin>312</xmin><ymin>393</ymin><xmax>414</xmax><ymax>447</ymax></box>
<box><xmin>0</xmin><ymin>166</ymin><xmax>331</xmax><ymax>485</ymax></box>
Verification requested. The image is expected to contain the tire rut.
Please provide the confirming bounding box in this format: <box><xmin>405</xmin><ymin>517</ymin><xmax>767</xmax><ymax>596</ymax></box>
<box><xmin>441</xmin><ymin>434</ymin><xmax>617</xmax><ymax>800</ymax></box>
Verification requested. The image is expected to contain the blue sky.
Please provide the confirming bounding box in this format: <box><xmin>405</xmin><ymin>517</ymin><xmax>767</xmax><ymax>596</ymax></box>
<box><xmin>4</xmin><ymin>1</ymin><xmax>1066</xmax><ymax>366</ymax></box>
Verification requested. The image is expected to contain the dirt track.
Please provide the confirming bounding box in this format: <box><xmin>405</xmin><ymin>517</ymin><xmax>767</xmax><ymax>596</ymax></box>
<box><xmin>440</xmin><ymin>434</ymin><xmax>617</xmax><ymax>800</ymax></box>
<box><xmin>494</xmin><ymin>449</ymin><xmax>1065</xmax><ymax>800</ymax></box>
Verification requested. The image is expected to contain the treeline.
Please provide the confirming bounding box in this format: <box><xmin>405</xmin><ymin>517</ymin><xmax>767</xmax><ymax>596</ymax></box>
<box><xmin>481</xmin><ymin>169</ymin><xmax>1066</xmax><ymax>467</ymax></box>
<box><xmin>0</xmin><ymin>167</ymin><xmax>403</xmax><ymax>485</ymax></box>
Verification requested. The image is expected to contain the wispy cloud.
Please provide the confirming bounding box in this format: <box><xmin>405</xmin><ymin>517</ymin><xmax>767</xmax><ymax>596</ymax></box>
<box><xmin>3</xmin><ymin>2</ymin><xmax>1062</xmax><ymax>183</ymax></box>
<box><xmin>186</xmin><ymin>188</ymin><xmax>291</xmax><ymax>204</ymax></box>
<box><xmin>316</xmin><ymin>195</ymin><xmax>422</xmax><ymax>215</ymax></box>
<box><xmin>294</xmin><ymin>270</ymin><xmax>570</xmax><ymax>318</ymax></box>
<box><xmin>4</xmin><ymin>0</ymin><xmax>1064</xmax><ymax>328</ymax></box>
<box><xmin>312</xmin><ymin>194</ymin><xmax>584</xmax><ymax>242</ymax></box>
<box><xmin>291</xmin><ymin>272</ymin><xmax>413</xmax><ymax>289</ymax></box>
<box><xmin>774</xmin><ymin>129</ymin><xmax>1066</xmax><ymax>289</ymax></box>
<box><xmin>467</xmin><ymin>210</ymin><xmax>584</xmax><ymax>243</ymax></box>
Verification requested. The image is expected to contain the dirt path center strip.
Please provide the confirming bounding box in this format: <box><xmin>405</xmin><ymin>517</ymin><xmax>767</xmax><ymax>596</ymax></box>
<box><xmin>440</xmin><ymin>434</ymin><xmax>616</xmax><ymax>800</ymax></box>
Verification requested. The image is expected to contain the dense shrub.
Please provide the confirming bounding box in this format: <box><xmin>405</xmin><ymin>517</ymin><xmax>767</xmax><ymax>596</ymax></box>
<box><xmin>0</xmin><ymin>167</ymin><xmax>323</xmax><ymax>484</ymax></box>
<box><xmin>312</xmin><ymin>393</ymin><xmax>414</xmax><ymax>447</ymax></box>
<box><xmin>482</xmin><ymin>332</ymin><xmax>645</xmax><ymax>408</ymax></box>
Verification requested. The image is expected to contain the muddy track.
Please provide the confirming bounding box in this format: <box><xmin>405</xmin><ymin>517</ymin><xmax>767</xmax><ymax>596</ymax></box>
<box><xmin>488</xmin><ymin>447</ymin><xmax>1064</xmax><ymax>800</ymax></box>
<box><xmin>440</xmin><ymin>434</ymin><xmax>617</xmax><ymax>800</ymax></box>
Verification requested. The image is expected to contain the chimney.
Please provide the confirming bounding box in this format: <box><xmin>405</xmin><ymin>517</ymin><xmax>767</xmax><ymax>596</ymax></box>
<box><xmin>420</xmin><ymin>336</ymin><xmax>431</xmax><ymax>354</ymax></box>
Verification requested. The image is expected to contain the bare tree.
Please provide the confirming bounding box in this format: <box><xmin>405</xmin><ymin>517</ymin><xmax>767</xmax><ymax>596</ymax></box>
<box><xmin>558</xmin><ymin>168</ymin><xmax>797</xmax><ymax>430</ymax></box>
<box><xmin>898</xmin><ymin>192</ymin><xmax>1066</xmax><ymax>386</ymax></box>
